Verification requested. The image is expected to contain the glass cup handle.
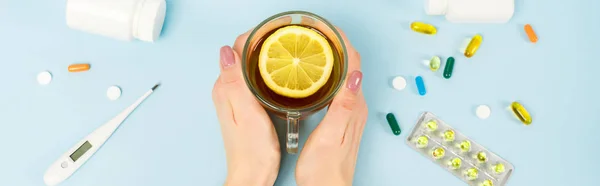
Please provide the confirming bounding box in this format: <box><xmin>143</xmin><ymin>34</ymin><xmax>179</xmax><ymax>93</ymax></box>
<box><xmin>286</xmin><ymin>112</ymin><xmax>300</xmax><ymax>154</ymax></box>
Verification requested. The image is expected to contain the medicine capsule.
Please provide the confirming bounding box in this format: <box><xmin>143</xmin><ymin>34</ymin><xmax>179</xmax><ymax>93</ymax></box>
<box><xmin>443</xmin><ymin>57</ymin><xmax>454</xmax><ymax>79</ymax></box>
<box><xmin>425</xmin><ymin>120</ymin><xmax>438</xmax><ymax>131</ymax></box>
<box><xmin>448</xmin><ymin>158</ymin><xmax>462</xmax><ymax>170</ymax></box>
<box><xmin>476</xmin><ymin>151</ymin><xmax>488</xmax><ymax>163</ymax></box>
<box><xmin>511</xmin><ymin>101</ymin><xmax>532</xmax><ymax>125</ymax></box>
<box><xmin>464</xmin><ymin>34</ymin><xmax>482</xmax><ymax>58</ymax></box>
<box><xmin>410</xmin><ymin>21</ymin><xmax>437</xmax><ymax>35</ymax></box>
<box><xmin>492</xmin><ymin>163</ymin><xmax>506</xmax><ymax>174</ymax></box>
<box><xmin>68</xmin><ymin>63</ymin><xmax>91</xmax><ymax>72</ymax></box>
<box><xmin>524</xmin><ymin>24</ymin><xmax>538</xmax><ymax>43</ymax></box>
<box><xmin>429</xmin><ymin>56</ymin><xmax>441</xmax><ymax>72</ymax></box>
<box><xmin>416</xmin><ymin>136</ymin><xmax>429</xmax><ymax>148</ymax></box>
<box><xmin>415</xmin><ymin>76</ymin><xmax>426</xmax><ymax>96</ymax></box>
<box><xmin>481</xmin><ymin>179</ymin><xmax>494</xmax><ymax>186</ymax></box>
<box><xmin>459</xmin><ymin>140</ymin><xmax>471</xmax><ymax>152</ymax></box>
<box><xmin>442</xmin><ymin>130</ymin><xmax>455</xmax><ymax>142</ymax></box>
<box><xmin>432</xmin><ymin>147</ymin><xmax>445</xmax><ymax>159</ymax></box>
<box><xmin>386</xmin><ymin>113</ymin><xmax>401</xmax><ymax>136</ymax></box>
<box><xmin>465</xmin><ymin>168</ymin><xmax>479</xmax><ymax>180</ymax></box>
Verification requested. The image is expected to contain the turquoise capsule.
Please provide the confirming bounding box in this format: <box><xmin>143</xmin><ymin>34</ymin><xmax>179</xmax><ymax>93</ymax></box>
<box><xmin>386</xmin><ymin>113</ymin><xmax>401</xmax><ymax>136</ymax></box>
<box><xmin>415</xmin><ymin>76</ymin><xmax>426</xmax><ymax>96</ymax></box>
<box><xmin>443</xmin><ymin>57</ymin><xmax>455</xmax><ymax>79</ymax></box>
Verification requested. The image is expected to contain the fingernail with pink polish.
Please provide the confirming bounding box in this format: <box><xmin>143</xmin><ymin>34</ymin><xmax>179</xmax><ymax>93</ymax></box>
<box><xmin>220</xmin><ymin>46</ymin><xmax>235</xmax><ymax>68</ymax></box>
<box><xmin>346</xmin><ymin>70</ymin><xmax>363</xmax><ymax>93</ymax></box>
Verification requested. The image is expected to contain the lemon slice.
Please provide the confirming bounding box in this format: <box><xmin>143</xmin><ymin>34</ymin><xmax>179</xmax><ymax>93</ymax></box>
<box><xmin>259</xmin><ymin>25</ymin><xmax>334</xmax><ymax>98</ymax></box>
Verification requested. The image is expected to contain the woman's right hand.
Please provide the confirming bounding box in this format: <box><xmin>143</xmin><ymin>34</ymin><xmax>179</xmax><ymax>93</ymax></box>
<box><xmin>295</xmin><ymin>28</ymin><xmax>368</xmax><ymax>186</ymax></box>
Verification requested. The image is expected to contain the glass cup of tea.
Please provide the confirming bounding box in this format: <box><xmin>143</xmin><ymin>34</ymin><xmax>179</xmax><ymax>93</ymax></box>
<box><xmin>242</xmin><ymin>11</ymin><xmax>348</xmax><ymax>154</ymax></box>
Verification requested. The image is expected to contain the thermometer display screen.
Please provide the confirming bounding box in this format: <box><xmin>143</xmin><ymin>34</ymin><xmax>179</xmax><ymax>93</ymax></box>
<box><xmin>70</xmin><ymin>141</ymin><xmax>92</xmax><ymax>162</ymax></box>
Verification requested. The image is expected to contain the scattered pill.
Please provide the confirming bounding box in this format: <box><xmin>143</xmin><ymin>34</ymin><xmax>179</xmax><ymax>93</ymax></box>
<box><xmin>465</xmin><ymin>168</ymin><xmax>479</xmax><ymax>180</ymax></box>
<box><xmin>386</xmin><ymin>113</ymin><xmax>402</xmax><ymax>136</ymax></box>
<box><xmin>476</xmin><ymin>105</ymin><xmax>491</xmax><ymax>119</ymax></box>
<box><xmin>442</xmin><ymin>130</ymin><xmax>455</xmax><ymax>142</ymax></box>
<box><xmin>429</xmin><ymin>56</ymin><xmax>441</xmax><ymax>72</ymax></box>
<box><xmin>448</xmin><ymin>158</ymin><xmax>462</xmax><ymax>170</ymax></box>
<box><xmin>492</xmin><ymin>163</ymin><xmax>506</xmax><ymax>174</ymax></box>
<box><xmin>37</xmin><ymin>71</ymin><xmax>52</xmax><ymax>85</ymax></box>
<box><xmin>432</xmin><ymin>147</ymin><xmax>445</xmax><ymax>159</ymax></box>
<box><xmin>510</xmin><ymin>101</ymin><xmax>532</xmax><ymax>125</ymax></box>
<box><xmin>416</xmin><ymin>136</ymin><xmax>429</xmax><ymax>148</ymax></box>
<box><xmin>410</xmin><ymin>21</ymin><xmax>437</xmax><ymax>35</ymax></box>
<box><xmin>107</xmin><ymin>86</ymin><xmax>122</xmax><ymax>100</ymax></box>
<box><xmin>415</xmin><ymin>76</ymin><xmax>426</xmax><ymax>96</ymax></box>
<box><xmin>443</xmin><ymin>57</ymin><xmax>455</xmax><ymax>79</ymax></box>
<box><xmin>481</xmin><ymin>179</ymin><xmax>494</xmax><ymax>186</ymax></box>
<box><xmin>425</xmin><ymin>120</ymin><xmax>438</xmax><ymax>131</ymax></box>
<box><xmin>68</xmin><ymin>63</ymin><xmax>91</xmax><ymax>72</ymax></box>
<box><xmin>464</xmin><ymin>34</ymin><xmax>482</xmax><ymax>58</ymax></box>
<box><xmin>459</xmin><ymin>140</ymin><xmax>471</xmax><ymax>152</ymax></box>
<box><xmin>524</xmin><ymin>24</ymin><xmax>538</xmax><ymax>43</ymax></box>
<box><xmin>392</xmin><ymin>76</ymin><xmax>407</xmax><ymax>90</ymax></box>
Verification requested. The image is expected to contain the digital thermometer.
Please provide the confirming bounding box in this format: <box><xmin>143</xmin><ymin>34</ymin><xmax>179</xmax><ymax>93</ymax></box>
<box><xmin>43</xmin><ymin>84</ymin><xmax>160</xmax><ymax>186</ymax></box>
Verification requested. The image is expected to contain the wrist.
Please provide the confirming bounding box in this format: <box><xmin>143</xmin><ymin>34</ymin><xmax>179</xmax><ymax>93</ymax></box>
<box><xmin>225</xmin><ymin>168</ymin><xmax>278</xmax><ymax>186</ymax></box>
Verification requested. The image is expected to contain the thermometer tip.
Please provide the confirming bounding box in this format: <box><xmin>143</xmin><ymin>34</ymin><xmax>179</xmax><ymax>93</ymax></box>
<box><xmin>152</xmin><ymin>83</ymin><xmax>160</xmax><ymax>91</ymax></box>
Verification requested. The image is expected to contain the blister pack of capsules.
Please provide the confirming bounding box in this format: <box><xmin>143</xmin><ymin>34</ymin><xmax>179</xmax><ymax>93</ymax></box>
<box><xmin>406</xmin><ymin>112</ymin><xmax>514</xmax><ymax>186</ymax></box>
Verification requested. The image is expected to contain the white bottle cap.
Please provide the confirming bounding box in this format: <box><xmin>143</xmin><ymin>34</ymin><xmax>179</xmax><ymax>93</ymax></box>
<box><xmin>425</xmin><ymin>0</ymin><xmax>448</xmax><ymax>15</ymax></box>
<box><xmin>133</xmin><ymin>0</ymin><xmax>167</xmax><ymax>42</ymax></box>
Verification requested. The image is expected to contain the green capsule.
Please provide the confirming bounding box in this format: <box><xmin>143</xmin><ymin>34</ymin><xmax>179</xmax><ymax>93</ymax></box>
<box><xmin>429</xmin><ymin>56</ymin><xmax>441</xmax><ymax>72</ymax></box>
<box><xmin>386</xmin><ymin>113</ymin><xmax>401</xmax><ymax>136</ymax></box>
<box><xmin>443</xmin><ymin>57</ymin><xmax>455</xmax><ymax>79</ymax></box>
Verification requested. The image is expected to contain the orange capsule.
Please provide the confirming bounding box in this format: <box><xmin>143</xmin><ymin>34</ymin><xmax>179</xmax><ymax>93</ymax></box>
<box><xmin>524</xmin><ymin>24</ymin><xmax>538</xmax><ymax>43</ymax></box>
<box><xmin>68</xmin><ymin>63</ymin><xmax>91</xmax><ymax>72</ymax></box>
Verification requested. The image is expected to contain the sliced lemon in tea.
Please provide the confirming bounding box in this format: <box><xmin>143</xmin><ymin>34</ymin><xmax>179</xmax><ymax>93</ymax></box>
<box><xmin>258</xmin><ymin>25</ymin><xmax>334</xmax><ymax>98</ymax></box>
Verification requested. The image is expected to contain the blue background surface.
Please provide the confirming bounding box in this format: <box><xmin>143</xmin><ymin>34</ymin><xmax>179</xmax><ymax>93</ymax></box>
<box><xmin>1</xmin><ymin>0</ymin><xmax>599</xmax><ymax>185</ymax></box>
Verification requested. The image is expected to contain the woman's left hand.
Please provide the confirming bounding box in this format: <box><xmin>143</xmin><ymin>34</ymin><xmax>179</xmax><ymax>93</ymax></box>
<box><xmin>212</xmin><ymin>31</ymin><xmax>281</xmax><ymax>186</ymax></box>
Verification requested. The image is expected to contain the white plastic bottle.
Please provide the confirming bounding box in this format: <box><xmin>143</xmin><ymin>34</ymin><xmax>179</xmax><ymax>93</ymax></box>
<box><xmin>425</xmin><ymin>0</ymin><xmax>514</xmax><ymax>23</ymax></box>
<box><xmin>66</xmin><ymin>0</ymin><xmax>167</xmax><ymax>42</ymax></box>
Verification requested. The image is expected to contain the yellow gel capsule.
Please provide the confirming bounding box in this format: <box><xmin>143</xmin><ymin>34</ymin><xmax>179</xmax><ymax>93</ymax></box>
<box><xmin>448</xmin><ymin>158</ymin><xmax>462</xmax><ymax>169</ymax></box>
<box><xmin>432</xmin><ymin>147</ymin><xmax>445</xmax><ymax>159</ymax></box>
<box><xmin>459</xmin><ymin>140</ymin><xmax>471</xmax><ymax>152</ymax></box>
<box><xmin>464</xmin><ymin>34</ymin><xmax>482</xmax><ymax>58</ymax></box>
<box><xmin>465</xmin><ymin>168</ymin><xmax>479</xmax><ymax>180</ymax></box>
<box><xmin>481</xmin><ymin>179</ymin><xmax>494</xmax><ymax>186</ymax></box>
<box><xmin>492</xmin><ymin>163</ymin><xmax>505</xmax><ymax>174</ymax></box>
<box><xmin>410</xmin><ymin>22</ymin><xmax>437</xmax><ymax>35</ymax></box>
<box><xmin>511</xmin><ymin>101</ymin><xmax>532</xmax><ymax>125</ymax></box>
<box><xmin>476</xmin><ymin>151</ymin><xmax>488</xmax><ymax>163</ymax></box>
<box><xmin>416</xmin><ymin>136</ymin><xmax>429</xmax><ymax>148</ymax></box>
<box><xmin>442</xmin><ymin>130</ymin><xmax>455</xmax><ymax>142</ymax></box>
<box><xmin>425</xmin><ymin>120</ymin><xmax>438</xmax><ymax>131</ymax></box>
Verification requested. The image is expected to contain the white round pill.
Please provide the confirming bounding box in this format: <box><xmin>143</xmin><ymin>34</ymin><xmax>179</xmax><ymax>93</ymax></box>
<box><xmin>476</xmin><ymin>105</ymin><xmax>491</xmax><ymax>119</ymax></box>
<box><xmin>107</xmin><ymin>86</ymin><xmax>122</xmax><ymax>101</ymax></box>
<box><xmin>37</xmin><ymin>71</ymin><xmax>52</xmax><ymax>85</ymax></box>
<box><xmin>392</xmin><ymin>76</ymin><xmax>407</xmax><ymax>91</ymax></box>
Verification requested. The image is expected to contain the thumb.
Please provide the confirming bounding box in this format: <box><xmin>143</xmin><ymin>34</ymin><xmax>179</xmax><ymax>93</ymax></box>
<box><xmin>311</xmin><ymin>70</ymin><xmax>363</xmax><ymax>145</ymax></box>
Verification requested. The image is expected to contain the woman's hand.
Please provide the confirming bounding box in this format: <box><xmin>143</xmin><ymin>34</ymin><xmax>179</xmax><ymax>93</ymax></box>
<box><xmin>295</xmin><ymin>28</ymin><xmax>368</xmax><ymax>186</ymax></box>
<box><xmin>212</xmin><ymin>32</ymin><xmax>280</xmax><ymax>186</ymax></box>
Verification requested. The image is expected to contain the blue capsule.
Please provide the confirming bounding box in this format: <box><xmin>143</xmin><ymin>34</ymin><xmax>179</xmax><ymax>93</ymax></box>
<box><xmin>415</xmin><ymin>76</ymin><xmax>426</xmax><ymax>96</ymax></box>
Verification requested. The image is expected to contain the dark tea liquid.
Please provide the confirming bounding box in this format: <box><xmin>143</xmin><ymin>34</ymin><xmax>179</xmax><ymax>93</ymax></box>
<box><xmin>246</xmin><ymin>25</ymin><xmax>344</xmax><ymax>110</ymax></box>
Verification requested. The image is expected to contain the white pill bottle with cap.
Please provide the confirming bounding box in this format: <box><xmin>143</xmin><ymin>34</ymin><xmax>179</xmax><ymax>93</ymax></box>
<box><xmin>66</xmin><ymin>0</ymin><xmax>167</xmax><ymax>42</ymax></box>
<box><xmin>425</xmin><ymin>0</ymin><xmax>514</xmax><ymax>23</ymax></box>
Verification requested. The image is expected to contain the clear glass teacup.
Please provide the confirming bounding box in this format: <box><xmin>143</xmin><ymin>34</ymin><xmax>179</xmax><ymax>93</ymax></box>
<box><xmin>241</xmin><ymin>11</ymin><xmax>348</xmax><ymax>154</ymax></box>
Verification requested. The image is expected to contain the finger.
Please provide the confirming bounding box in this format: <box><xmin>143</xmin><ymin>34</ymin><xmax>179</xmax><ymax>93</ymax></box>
<box><xmin>233</xmin><ymin>31</ymin><xmax>251</xmax><ymax>55</ymax></box>
<box><xmin>312</xmin><ymin>70</ymin><xmax>363</xmax><ymax>146</ymax></box>
<box><xmin>334</xmin><ymin>26</ymin><xmax>355</xmax><ymax>50</ymax></box>
<box><xmin>215</xmin><ymin>45</ymin><xmax>271</xmax><ymax>129</ymax></box>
